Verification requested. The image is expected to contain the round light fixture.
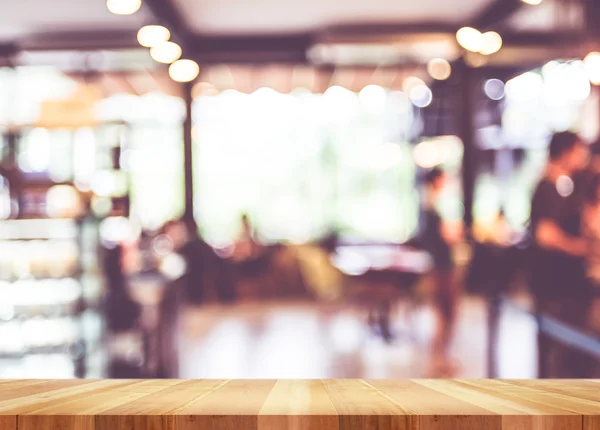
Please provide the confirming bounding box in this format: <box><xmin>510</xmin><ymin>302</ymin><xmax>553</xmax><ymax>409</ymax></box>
<box><xmin>137</xmin><ymin>25</ymin><xmax>170</xmax><ymax>48</ymax></box>
<box><xmin>480</xmin><ymin>31</ymin><xmax>503</xmax><ymax>55</ymax></box>
<box><xmin>584</xmin><ymin>52</ymin><xmax>600</xmax><ymax>85</ymax></box>
<box><xmin>150</xmin><ymin>41</ymin><xmax>182</xmax><ymax>64</ymax></box>
<box><xmin>456</xmin><ymin>27</ymin><xmax>483</xmax><ymax>53</ymax></box>
<box><xmin>106</xmin><ymin>0</ymin><xmax>142</xmax><ymax>15</ymax></box>
<box><xmin>169</xmin><ymin>59</ymin><xmax>200</xmax><ymax>83</ymax></box>
<box><xmin>427</xmin><ymin>58</ymin><xmax>452</xmax><ymax>80</ymax></box>
<box><xmin>521</xmin><ymin>0</ymin><xmax>542</xmax><ymax>4</ymax></box>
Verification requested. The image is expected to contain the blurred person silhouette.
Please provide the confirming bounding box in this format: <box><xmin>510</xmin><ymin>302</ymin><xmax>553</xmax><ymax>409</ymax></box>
<box><xmin>420</xmin><ymin>167</ymin><xmax>462</xmax><ymax>376</ymax></box>
<box><xmin>231</xmin><ymin>213</ymin><xmax>260</xmax><ymax>262</ymax></box>
<box><xmin>588</xmin><ymin>138</ymin><xmax>600</xmax><ymax>174</ymax></box>
<box><xmin>529</xmin><ymin>131</ymin><xmax>590</xmax><ymax>378</ymax></box>
<box><xmin>163</xmin><ymin>218</ymin><xmax>230</xmax><ymax>304</ymax></box>
<box><xmin>583</xmin><ymin>174</ymin><xmax>600</xmax><ymax>287</ymax></box>
<box><xmin>102</xmin><ymin>242</ymin><xmax>141</xmax><ymax>333</ymax></box>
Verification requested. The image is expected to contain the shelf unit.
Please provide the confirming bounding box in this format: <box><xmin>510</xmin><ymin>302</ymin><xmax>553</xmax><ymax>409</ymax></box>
<box><xmin>0</xmin><ymin>122</ymin><xmax>132</xmax><ymax>378</ymax></box>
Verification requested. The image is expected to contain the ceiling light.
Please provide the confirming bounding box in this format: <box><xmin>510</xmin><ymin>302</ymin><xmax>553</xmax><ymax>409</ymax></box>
<box><xmin>480</xmin><ymin>31</ymin><xmax>503</xmax><ymax>55</ymax></box>
<box><xmin>137</xmin><ymin>25</ymin><xmax>170</xmax><ymax>48</ymax></box>
<box><xmin>169</xmin><ymin>59</ymin><xmax>200</xmax><ymax>83</ymax></box>
<box><xmin>521</xmin><ymin>0</ymin><xmax>542</xmax><ymax>4</ymax></box>
<box><xmin>427</xmin><ymin>59</ymin><xmax>452</xmax><ymax>80</ymax></box>
<box><xmin>456</xmin><ymin>27</ymin><xmax>483</xmax><ymax>53</ymax></box>
<box><xmin>150</xmin><ymin>41</ymin><xmax>182</xmax><ymax>64</ymax></box>
<box><xmin>106</xmin><ymin>0</ymin><xmax>141</xmax><ymax>15</ymax></box>
<box><xmin>584</xmin><ymin>52</ymin><xmax>600</xmax><ymax>85</ymax></box>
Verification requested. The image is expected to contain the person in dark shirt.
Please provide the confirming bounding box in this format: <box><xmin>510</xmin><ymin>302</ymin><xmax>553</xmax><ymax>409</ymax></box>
<box><xmin>529</xmin><ymin>131</ymin><xmax>591</xmax><ymax>377</ymax></box>
<box><xmin>421</xmin><ymin>168</ymin><xmax>462</xmax><ymax>376</ymax></box>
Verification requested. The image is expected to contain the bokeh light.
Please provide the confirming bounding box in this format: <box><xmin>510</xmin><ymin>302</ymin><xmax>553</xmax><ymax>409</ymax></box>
<box><xmin>505</xmin><ymin>72</ymin><xmax>543</xmax><ymax>102</ymax></box>
<box><xmin>402</xmin><ymin>76</ymin><xmax>426</xmax><ymax>94</ymax></box>
<box><xmin>137</xmin><ymin>25</ymin><xmax>171</xmax><ymax>48</ymax></box>
<box><xmin>46</xmin><ymin>186</ymin><xmax>81</xmax><ymax>218</ymax></box>
<box><xmin>413</xmin><ymin>140</ymin><xmax>442</xmax><ymax>168</ymax></box>
<box><xmin>584</xmin><ymin>52</ymin><xmax>600</xmax><ymax>85</ymax></box>
<box><xmin>456</xmin><ymin>27</ymin><xmax>483</xmax><ymax>53</ymax></box>
<box><xmin>323</xmin><ymin>85</ymin><xmax>360</xmax><ymax>120</ymax></box>
<box><xmin>556</xmin><ymin>175</ymin><xmax>574</xmax><ymax>197</ymax></box>
<box><xmin>150</xmin><ymin>41</ymin><xmax>182</xmax><ymax>64</ymax></box>
<box><xmin>91</xmin><ymin>171</ymin><xmax>118</xmax><ymax>197</ymax></box>
<box><xmin>359</xmin><ymin>85</ymin><xmax>387</xmax><ymax>113</ymax></box>
<box><xmin>169</xmin><ymin>59</ymin><xmax>200</xmax><ymax>82</ymax></box>
<box><xmin>521</xmin><ymin>0</ymin><xmax>542</xmax><ymax>4</ymax></box>
<box><xmin>480</xmin><ymin>32</ymin><xmax>503</xmax><ymax>55</ymax></box>
<box><xmin>409</xmin><ymin>85</ymin><xmax>433</xmax><ymax>108</ymax></box>
<box><xmin>484</xmin><ymin>79</ymin><xmax>505</xmax><ymax>100</ymax></box>
<box><xmin>106</xmin><ymin>0</ymin><xmax>141</xmax><ymax>15</ymax></box>
<box><xmin>427</xmin><ymin>59</ymin><xmax>452</xmax><ymax>81</ymax></box>
<box><xmin>542</xmin><ymin>61</ymin><xmax>591</xmax><ymax>105</ymax></box>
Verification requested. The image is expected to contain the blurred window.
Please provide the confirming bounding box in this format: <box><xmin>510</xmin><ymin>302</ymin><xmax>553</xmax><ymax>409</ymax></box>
<box><xmin>192</xmin><ymin>87</ymin><xmax>418</xmax><ymax>245</ymax></box>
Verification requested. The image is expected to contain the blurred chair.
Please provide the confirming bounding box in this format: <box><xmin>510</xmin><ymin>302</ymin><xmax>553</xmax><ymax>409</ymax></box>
<box><xmin>293</xmin><ymin>243</ymin><xmax>423</xmax><ymax>343</ymax></box>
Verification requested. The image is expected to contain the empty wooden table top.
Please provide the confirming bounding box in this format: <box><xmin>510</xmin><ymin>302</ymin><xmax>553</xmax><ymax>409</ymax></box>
<box><xmin>0</xmin><ymin>379</ymin><xmax>599</xmax><ymax>429</ymax></box>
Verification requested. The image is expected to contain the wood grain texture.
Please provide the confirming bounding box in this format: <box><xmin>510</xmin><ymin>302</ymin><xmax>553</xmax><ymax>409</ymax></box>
<box><xmin>0</xmin><ymin>416</ymin><xmax>15</xmax><ymax>430</ymax></box>
<box><xmin>97</xmin><ymin>380</ymin><xmax>229</xmax><ymax>430</ymax></box>
<box><xmin>0</xmin><ymin>380</ymin><xmax>595</xmax><ymax>429</ymax></box>
<box><xmin>323</xmin><ymin>379</ymin><xmax>418</xmax><ymax>430</ymax></box>
<box><xmin>175</xmin><ymin>380</ymin><xmax>277</xmax><ymax>430</ymax></box>
<box><xmin>258</xmin><ymin>380</ymin><xmax>338</xmax><ymax>430</ymax></box>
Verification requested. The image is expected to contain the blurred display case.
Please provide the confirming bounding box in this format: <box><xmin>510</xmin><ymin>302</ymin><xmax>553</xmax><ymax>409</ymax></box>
<box><xmin>0</xmin><ymin>122</ymin><xmax>132</xmax><ymax>378</ymax></box>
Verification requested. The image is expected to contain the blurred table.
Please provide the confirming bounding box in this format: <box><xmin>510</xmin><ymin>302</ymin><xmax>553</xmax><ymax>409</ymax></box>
<box><xmin>332</xmin><ymin>244</ymin><xmax>432</xmax><ymax>276</ymax></box>
<box><xmin>0</xmin><ymin>379</ymin><xmax>599</xmax><ymax>429</ymax></box>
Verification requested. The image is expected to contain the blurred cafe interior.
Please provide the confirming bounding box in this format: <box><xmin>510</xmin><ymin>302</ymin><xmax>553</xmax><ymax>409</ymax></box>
<box><xmin>0</xmin><ymin>0</ymin><xmax>600</xmax><ymax>380</ymax></box>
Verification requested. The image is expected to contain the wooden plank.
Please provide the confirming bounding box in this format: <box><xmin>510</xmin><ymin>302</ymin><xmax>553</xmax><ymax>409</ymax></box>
<box><xmin>417</xmin><ymin>380</ymin><xmax>581</xmax><ymax>430</ymax></box>
<box><xmin>0</xmin><ymin>380</ymin><xmax>137</xmax><ymax>415</ymax></box>
<box><xmin>257</xmin><ymin>380</ymin><xmax>338</xmax><ymax>430</ymax></box>
<box><xmin>0</xmin><ymin>416</ymin><xmax>15</xmax><ymax>430</ymax></box>
<box><xmin>175</xmin><ymin>380</ymin><xmax>277</xmax><ymax>430</ymax></box>
<box><xmin>0</xmin><ymin>381</ymin><xmax>45</xmax><ymax>389</ymax></box>
<box><xmin>368</xmin><ymin>380</ymin><xmax>500</xmax><ymax>430</ymax></box>
<box><xmin>323</xmin><ymin>379</ymin><xmax>417</xmax><ymax>430</ymax></box>
<box><xmin>96</xmin><ymin>380</ymin><xmax>229</xmax><ymax>430</ymax></box>
<box><xmin>506</xmin><ymin>380</ymin><xmax>600</xmax><ymax>403</ymax></box>
<box><xmin>0</xmin><ymin>380</ymin><xmax>90</xmax><ymax>402</ymax></box>
<box><xmin>504</xmin><ymin>380</ymin><xmax>600</xmax><ymax>430</ymax></box>
<box><xmin>585</xmin><ymin>415</ymin><xmax>600</xmax><ymax>430</ymax></box>
<box><xmin>18</xmin><ymin>381</ymin><xmax>181</xmax><ymax>430</ymax></box>
<box><xmin>459</xmin><ymin>380</ymin><xmax>600</xmax><ymax>415</ymax></box>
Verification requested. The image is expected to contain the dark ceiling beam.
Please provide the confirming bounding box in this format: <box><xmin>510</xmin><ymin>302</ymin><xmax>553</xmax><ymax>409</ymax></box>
<box><xmin>472</xmin><ymin>0</ymin><xmax>524</xmax><ymax>30</ymax></box>
<box><xmin>320</xmin><ymin>22</ymin><xmax>458</xmax><ymax>39</ymax></box>
<box><xmin>188</xmin><ymin>33</ymin><xmax>312</xmax><ymax>64</ymax></box>
<box><xmin>502</xmin><ymin>30</ymin><xmax>585</xmax><ymax>47</ymax></box>
<box><xmin>143</xmin><ymin>0</ymin><xmax>194</xmax><ymax>52</ymax></box>
<box><xmin>18</xmin><ymin>30</ymin><xmax>139</xmax><ymax>51</ymax></box>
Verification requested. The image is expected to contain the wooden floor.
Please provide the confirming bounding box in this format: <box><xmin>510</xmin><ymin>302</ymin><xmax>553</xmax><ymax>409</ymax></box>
<box><xmin>178</xmin><ymin>297</ymin><xmax>538</xmax><ymax>378</ymax></box>
<box><xmin>0</xmin><ymin>379</ymin><xmax>599</xmax><ymax>429</ymax></box>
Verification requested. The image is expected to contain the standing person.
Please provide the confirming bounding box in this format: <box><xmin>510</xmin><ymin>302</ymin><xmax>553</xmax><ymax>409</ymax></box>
<box><xmin>420</xmin><ymin>168</ymin><xmax>462</xmax><ymax>376</ymax></box>
<box><xmin>164</xmin><ymin>219</ymin><xmax>217</xmax><ymax>304</ymax></box>
<box><xmin>529</xmin><ymin>131</ymin><xmax>590</xmax><ymax>378</ymax></box>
